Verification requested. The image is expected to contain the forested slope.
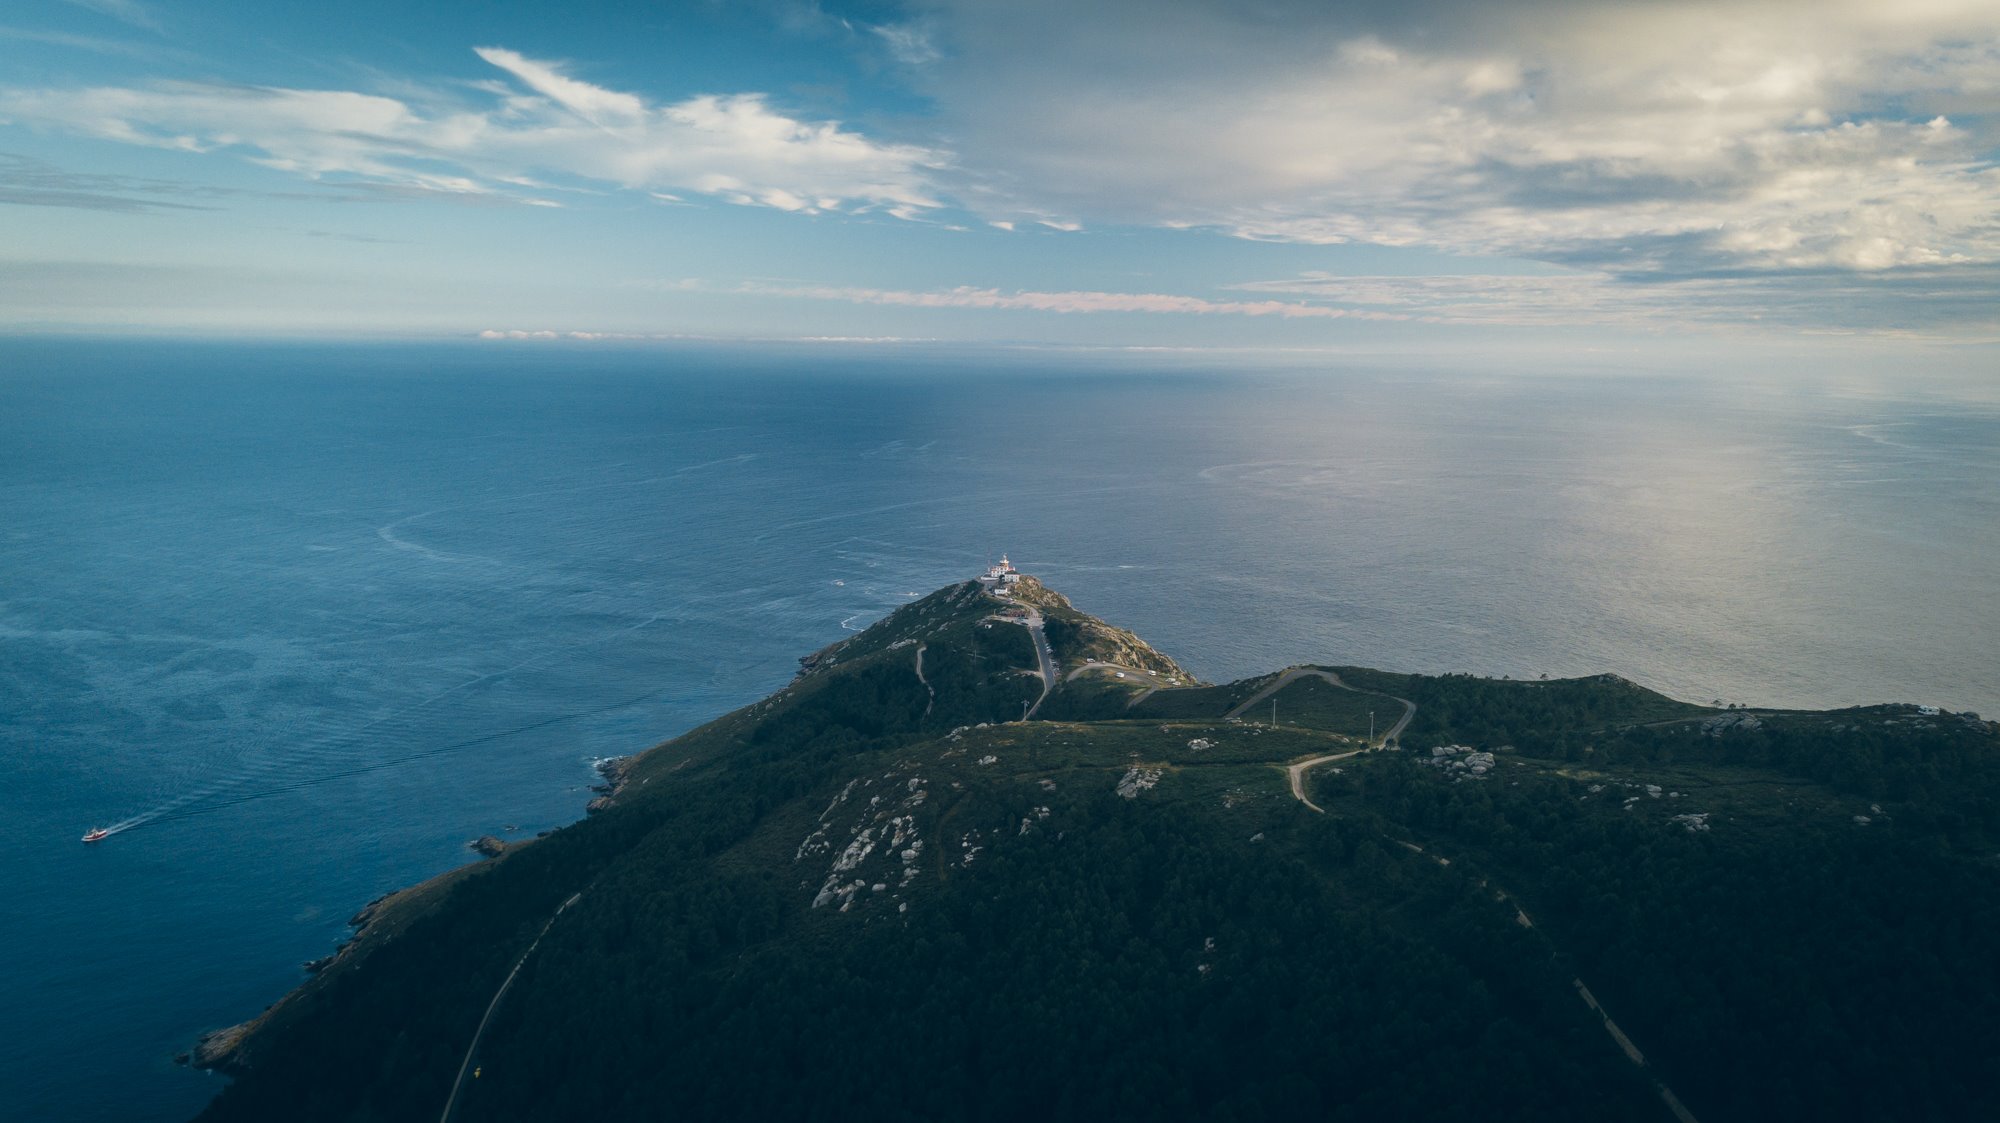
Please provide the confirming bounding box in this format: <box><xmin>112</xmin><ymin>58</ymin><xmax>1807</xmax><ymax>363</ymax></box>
<box><xmin>193</xmin><ymin>579</ymin><xmax>2000</xmax><ymax>1123</ymax></box>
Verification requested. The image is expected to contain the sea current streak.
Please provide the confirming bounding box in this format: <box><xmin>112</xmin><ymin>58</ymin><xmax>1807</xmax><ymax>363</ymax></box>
<box><xmin>99</xmin><ymin>613</ymin><xmax>668</xmax><ymax>836</ymax></box>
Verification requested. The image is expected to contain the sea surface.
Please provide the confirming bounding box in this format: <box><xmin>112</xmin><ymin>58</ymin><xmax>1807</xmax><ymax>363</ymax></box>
<box><xmin>2</xmin><ymin>339</ymin><xmax>1996</xmax><ymax>1120</ymax></box>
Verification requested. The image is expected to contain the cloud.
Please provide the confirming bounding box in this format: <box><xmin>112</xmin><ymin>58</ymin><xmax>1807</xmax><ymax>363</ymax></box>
<box><xmin>478</xmin><ymin>329</ymin><xmax>712</xmax><ymax>341</ymax></box>
<box><xmin>656</xmin><ymin>270</ymin><xmax>1995</xmax><ymax>337</ymax></box>
<box><xmin>61</xmin><ymin>0</ymin><xmax>160</xmax><ymax>33</ymax></box>
<box><xmin>1230</xmin><ymin>267</ymin><xmax>2000</xmax><ymax>338</ymax></box>
<box><xmin>872</xmin><ymin>22</ymin><xmax>942</xmax><ymax>66</ymax></box>
<box><xmin>724</xmin><ymin>280</ymin><xmax>1408</xmax><ymax>319</ymax></box>
<box><xmin>10</xmin><ymin>3</ymin><xmax>1998</xmax><ymax>338</ymax></box>
<box><xmin>472</xmin><ymin>47</ymin><xmax>643</xmax><ymax>122</ymax></box>
<box><xmin>0</xmin><ymin>24</ymin><xmax>184</xmax><ymax>60</ymax></box>
<box><xmin>0</xmin><ymin>47</ymin><xmax>945</xmax><ymax>216</ymax></box>
<box><xmin>0</xmin><ymin>151</ymin><xmax>223</xmax><ymax>211</ymax></box>
<box><xmin>915</xmin><ymin>0</ymin><xmax>2000</xmax><ymax>278</ymax></box>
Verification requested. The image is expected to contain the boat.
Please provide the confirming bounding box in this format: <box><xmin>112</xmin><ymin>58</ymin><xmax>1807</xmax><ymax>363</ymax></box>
<box><xmin>81</xmin><ymin>828</ymin><xmax>109</xmax><ymax>843</ymax></box>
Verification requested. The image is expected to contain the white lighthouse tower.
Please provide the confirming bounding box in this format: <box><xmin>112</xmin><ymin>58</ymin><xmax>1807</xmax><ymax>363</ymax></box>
<box><xmin>979</xmin><ymin>554</ymin><xmax>1022</xmax><ymax>589</ymax></box>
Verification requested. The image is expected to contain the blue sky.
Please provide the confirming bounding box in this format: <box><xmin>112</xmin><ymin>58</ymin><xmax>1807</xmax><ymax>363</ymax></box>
<box><xmin>3</xmin><ymin>0</ymin><xmax>1998</xmax><ymax>356</ymax></box>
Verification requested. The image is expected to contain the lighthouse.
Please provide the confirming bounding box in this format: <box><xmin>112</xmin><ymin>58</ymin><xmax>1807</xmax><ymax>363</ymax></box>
<box><xmin>979</xmin><ymin>554</ymin><xmax>1023</xmax><ymax>588</ymax></box>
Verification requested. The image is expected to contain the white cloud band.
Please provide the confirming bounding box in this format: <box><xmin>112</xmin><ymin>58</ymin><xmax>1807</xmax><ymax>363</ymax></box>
<box><xmin>0</xmin><ymin>47</ymin><xmax>945</xmax><ymax>215</ymax></box>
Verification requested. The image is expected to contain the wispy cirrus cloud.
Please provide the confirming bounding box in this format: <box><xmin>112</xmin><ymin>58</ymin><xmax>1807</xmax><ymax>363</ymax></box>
<box><xmin>61</xmin><ymin>0</ymin><xmax>160</xmax><ymax>33</ymax></box>
<box><xmin>0</xmin><ymin>47</ymin><xmax>947</xmax><ymax>215</ymax></box>
<box><xmin>0</xmin><ymin>23</ymin><xmax>187</xmax><ymax>61</ymax></box>
<box><xmin>872</xmin><ymin>22</ymin><xmax>942</xmax><ymax>67</ymax></box>
<box><xmin>0</xmin><ymin>151</ymin><xmax>223</xmax><ymax>211</ymax></box>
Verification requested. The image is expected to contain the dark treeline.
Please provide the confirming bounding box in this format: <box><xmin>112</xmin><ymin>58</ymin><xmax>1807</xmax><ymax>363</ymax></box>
<box><xmin>1341</xmin><ymin>670</ymin><xmax>1707</xmax><ymax>746</ymax></box>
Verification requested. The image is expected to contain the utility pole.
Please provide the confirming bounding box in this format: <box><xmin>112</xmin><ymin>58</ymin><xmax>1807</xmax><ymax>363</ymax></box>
<box><xmin>1271</xmin><ymin>697</ymin><xmax>1278</xmax><ymax>727</ymax></box>
<box><xmin>1369</xmin><ymin>711</ymin><xmax>1375</xmax><ymax>744</ymax></box>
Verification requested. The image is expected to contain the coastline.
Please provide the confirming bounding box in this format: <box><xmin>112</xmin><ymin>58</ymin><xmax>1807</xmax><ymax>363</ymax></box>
<box><xmin>187</xmin><ymin>843</ymin><xmax>513</xmax><ymax>1074</ymax></box>
<box><xmin>190</xmin><ymin>753</ymin><xmax>639</xmax><ymax>1076</ymax></box>
<box><xmin>584</xmin><ymin>754</ymin><xmax>631</xmax><ymax>814</ymax></box>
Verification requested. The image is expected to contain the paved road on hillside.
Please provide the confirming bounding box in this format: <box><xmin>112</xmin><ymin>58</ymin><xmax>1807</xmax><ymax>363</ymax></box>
<box><xmin>1283</xmin><ymin>749</ymin><xmax>1366</xmax><ymax>813</ymax></box>
<box><xmin>1065</xmin><ymin>661</ymin><xmax>1147</xmax><ymax>683</ymax></box>
<box><xmin>913</xmin><ymin>644</ymin><xmax>936</xmax><ymax>717</ymax></box>
<box><xmin>1065</xmin><ymin>660</ymin><xmax>1185</xmax><ymax>709</ymax></box>
<box><xmin>439</xmin><ymin>891</ymin><xmax>584</xmax><ymax>1123</ymax></box>
<box><xmin>990</xmin><ymin>595</ymin><xmax>1057</xmax><ymax>719</ymax></box>
<box><xmin>1225</xmin><ymin>667</ymin><xmax>1416</xmax><ymax>747</ymax></box>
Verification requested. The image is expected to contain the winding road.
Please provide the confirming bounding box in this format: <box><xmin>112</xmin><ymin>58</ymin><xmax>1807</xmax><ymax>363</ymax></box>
<box><xmin>988</xmin><ymin>594</ymin><xmax>1057</xmax><ymax>719</ymax></box>
<box><xmin>1284</xmin><ymin>749</ymin><xmax>1365</xmax><ymax>813</ymax></box>
<box><xmin>1064</xmin><ymin>660</ymin><xmax>1184</xmax><ymax>709</ymax></box>
<box><xmin>438</xmin><ymin>891</ymin><xmax>583</xmax><ymax>1123</ymax></box>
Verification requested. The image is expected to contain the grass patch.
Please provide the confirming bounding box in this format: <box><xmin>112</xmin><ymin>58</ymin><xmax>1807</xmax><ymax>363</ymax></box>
<box><xmin>1265</xmin><ymin>674</ymin><xmax>1383</xmax><ymax>738</ymax></box>
<box><xmin>1126</xmin><ymin>673</ymin><xmax>1280</xmax><ymax>720</ymax></box>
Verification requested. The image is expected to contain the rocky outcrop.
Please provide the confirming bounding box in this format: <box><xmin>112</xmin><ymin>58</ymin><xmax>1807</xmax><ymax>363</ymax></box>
<box><xmin>1701</xmin><ymin>712</ymin><xmax>1764</xmax><ymax>736</ymax></box>
<box><xmin>796</xmin><ymin>644</ymin><xmax>842</xmax><ymax>679</ymax></box>
<box><xmin>584</xmin><ymin>756</ymin><xmax>630</xmax><ymax>814</ymax></box>
<box><xmin>191</xmin><ymin>1022</ymin><xmax>256</xmax><ymax>1074</ymax></box>
<box><xmin>470</xmin><ymin>835</ymin><xmax>507</xmax><ymax>858</ymax></box>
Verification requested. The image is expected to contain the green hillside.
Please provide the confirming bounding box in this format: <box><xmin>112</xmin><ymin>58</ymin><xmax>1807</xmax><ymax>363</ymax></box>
<box><xmin>192</xmin><ymin>578</ymin><xmax>2000</xmax><ymax>1123</ymax></box>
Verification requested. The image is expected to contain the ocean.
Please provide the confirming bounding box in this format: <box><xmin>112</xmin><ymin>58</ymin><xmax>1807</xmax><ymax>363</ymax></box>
<box><xmin>3</xmin><ymin>339</ymin><xmax>1995</xmax><ymax>1120</ymax></box>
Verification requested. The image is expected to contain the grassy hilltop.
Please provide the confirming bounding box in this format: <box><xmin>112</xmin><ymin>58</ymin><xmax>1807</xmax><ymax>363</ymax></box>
<box><xmin>194</xmin><ymin>577</ymin><xmax>2000</xmax><ymax>1123</ymax></box>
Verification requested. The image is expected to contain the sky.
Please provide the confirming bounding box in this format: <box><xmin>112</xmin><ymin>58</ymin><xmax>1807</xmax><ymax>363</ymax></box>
<box><xmin>2</xmin><ymin>0</ymin><xmax>1998</xmax><ymax>357</ymax></box>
